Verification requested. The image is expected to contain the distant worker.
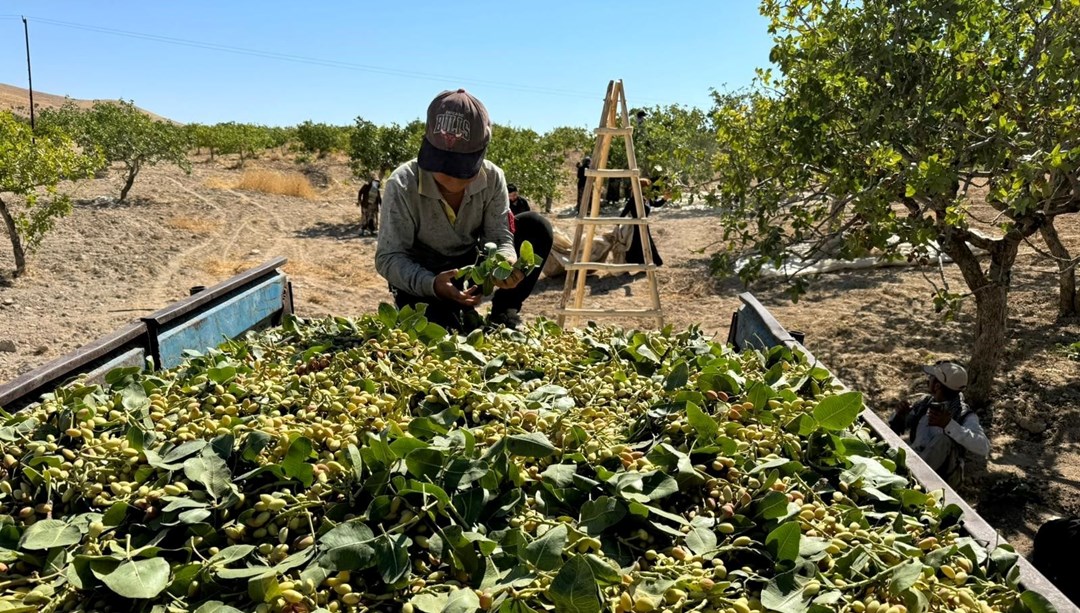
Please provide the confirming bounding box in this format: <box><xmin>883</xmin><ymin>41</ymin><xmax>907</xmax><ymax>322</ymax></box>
<box><xmin>506</xmin><ymin>183</ymin><xmax>531</xmax><ymax>216</ymax></box>
<box><xmin>358</xmin><ymin>177</ymin><xmax>381</xmax><ymax>236</ymax></box>
<box><xmin>888</xmin><ymin>360</ymin><xmax>990</xmax><ymax>485</ymax></box>
<box><xmin>619</xmin><ymin>178</ymin><xmax>665</xmax><ymax>267</ymax></box>
<box><xmin>576</xmin><ymin>156</ymin><xmax>591</xmax><ymax>206</ymax></box>
<box><xmin>375</xmin><ymin>89</ymin><xmax>553</xmax><ymax>332</ymax></box>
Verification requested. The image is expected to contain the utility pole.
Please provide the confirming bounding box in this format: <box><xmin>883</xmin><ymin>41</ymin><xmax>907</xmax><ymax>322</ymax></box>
<box><xmin>22</xmin><ymin>16</ymin><xmax>35</xmax><ymax>131</ymax></box>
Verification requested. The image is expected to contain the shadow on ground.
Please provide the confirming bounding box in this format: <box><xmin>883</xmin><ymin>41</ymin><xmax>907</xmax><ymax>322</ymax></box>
<box><xmin>294</xmin><ymin>221</ymin><xmax>368</xmax><ymax>241</ymax></box>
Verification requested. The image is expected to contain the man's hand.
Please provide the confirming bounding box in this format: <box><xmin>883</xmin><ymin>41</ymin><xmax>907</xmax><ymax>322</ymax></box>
<box><xmin>927</xmin><ymin>404</ymin><xmax>952</xmax><ymax>428</ymax></box>
<box><xmin>494</xmin><ymin>268</ymin><xmax>525</xmax><ymax>290</ymax></box>
<box><xmin>434</xmin><ymin>269</ymin><xmax>480</xmax><ymax>307</ymax></box>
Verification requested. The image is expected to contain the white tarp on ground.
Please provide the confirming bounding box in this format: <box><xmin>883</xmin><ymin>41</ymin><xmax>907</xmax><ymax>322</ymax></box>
<box><xmin>736</xmin><ymin>235</ymin><xmax>987</xmax><ymax>280</ymax></box>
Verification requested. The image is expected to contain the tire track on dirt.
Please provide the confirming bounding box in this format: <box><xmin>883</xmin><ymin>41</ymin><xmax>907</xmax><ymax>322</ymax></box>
<box><xmin>144</xmin><ymin>176</ymin><xmax>255</xmax><ymax>305</ymax></box>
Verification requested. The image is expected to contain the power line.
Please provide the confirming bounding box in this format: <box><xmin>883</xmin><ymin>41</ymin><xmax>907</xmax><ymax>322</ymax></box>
<box><xmin>23</xmin><ymin>16</ymin><xmax>642</xmax><ymax>103</ymax></box>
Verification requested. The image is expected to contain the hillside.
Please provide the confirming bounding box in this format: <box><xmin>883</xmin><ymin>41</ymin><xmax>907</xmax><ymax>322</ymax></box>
<box><xmin>0</xmin><ymin>82</ymin><xmax>172</xmax><ymax>122</ymax></box>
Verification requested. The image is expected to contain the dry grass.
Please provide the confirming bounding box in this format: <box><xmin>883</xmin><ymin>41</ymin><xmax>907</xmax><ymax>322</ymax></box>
<box><xmin>236</xmin><ymin>170</ymin><xmax>316</xmax><ymax>199</ymax></box>
<box><xmin>284</xmin><ymin>258</ymin><xmax>365</xmax><ymax>285</ymax></box>
<box><xmin>165</xmin><ymin>216</ymin><xmax>219</xmax><ymax>234</ymax></box>
<box><xmin>199</xmin><ymin>258</ymin><xmax>249</xmax><ymax>278</ymax></box>
<box><xmin>306</xmin><ymin>291</ymin><xmax>330</xmax><ymax>306</ymax></box>
<box><xmin>203</xmin><ymin>175</ymin><xmax>236</xmax><ymax>190</ymax></box>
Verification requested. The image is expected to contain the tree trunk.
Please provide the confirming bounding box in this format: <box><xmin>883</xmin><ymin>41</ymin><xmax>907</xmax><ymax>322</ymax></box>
<box><xmin>119</xmin><ymin>163</ymin><xmax>139</xmax><ymax>202</ymax></box>
<box><xmin>0</xmin><ymin>196</ymin><xmax>26</xmax><ymax>277</ymax></box>
<box><xmin>1040</xmin><ymin>218</ymin><xmax>1078</xmax><ymax>317</ymax></box>
<box><xmin>940</xmin><ymin>227</ymin><xmax>1020</xmax><ymax>410</ymax></box>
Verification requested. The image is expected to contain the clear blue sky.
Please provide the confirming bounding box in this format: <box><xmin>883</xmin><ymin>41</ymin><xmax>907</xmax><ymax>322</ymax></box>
<box><xmin>0</xmin><ymin>2</ymin><xmax>773</xmax><ymax>131</ymax></box>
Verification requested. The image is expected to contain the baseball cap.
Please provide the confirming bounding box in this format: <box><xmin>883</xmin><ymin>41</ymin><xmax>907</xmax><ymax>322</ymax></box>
<box><xmin>923</xmin><ymin>361</ymin><xmax>967</xmax><ymax>391</ymax></box>
<box><xmin>417</xmin><ymin>89</ymin><xmax>491</xmax><ymax>179</ymax></box>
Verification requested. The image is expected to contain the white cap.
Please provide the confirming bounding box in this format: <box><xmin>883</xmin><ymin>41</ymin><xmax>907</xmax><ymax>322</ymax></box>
<box><xmin>923</xmin><ymin>361</ymin><xmax>967</xmax><ymax>391</ymax></box>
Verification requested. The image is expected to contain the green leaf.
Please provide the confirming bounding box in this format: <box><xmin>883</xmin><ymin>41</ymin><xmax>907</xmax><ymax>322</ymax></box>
<box><xmin>182</xmin><ymin>448</ymin><xmax>234</xmax><ymax>499</ymax></box>
<box><xmin>757</xmin><ymin>490</ymin><xmax>795</xmax><ymax>520</ymax></box>
<box><xmin>520</xmin><ymin>240</ymin><xmax>535</xmax><ymax>264</ymax></box>
<box><xmin>378</xmin><ymin>303</ymin><xmax>399</xmax><ymax>327</ymax></box>
<box><xmin>241</xmin><ymin>431</ymin><xmax>272</xmax><ymax>462</ymax></box>
<box><xmin>1019</xmin><ymin>590</ymin><xmax>1057</xmax><ymax>613</ymax></box>
<box><xmin>579</xmin><ymin>497</ymin><xmax>626</xmax><ymax>536</ymax></box>
<box><xmin>93</xmin><ymin>557</ymin><xmax>171</xmax><ymax>599</ymax></box>
<box><xmin>282</xmin><ymin>436</ymin><xmax>315</xmax><ymax>487</ymax></box>
<box><xmin>209</xmin><ymin>544</ymin><xmax>256</xmax><ymax>567</ymax></box>
<box><xmin>411</xmin><ymin>592</ymin><xmax>450</xmax><ymax>613</ymax></box>
<box><xmin>665</xmin><ymin>360</ymin><xmax>690</xmax><ymax>391</ymax></box>
<box><xmin>406</xmin><ymin>447</ymin><xmax>445</xmax><ymax>480</ymax></box>
<box><xmin>374</xmin><ymin>534</ymin><xmax>411</xmax><ymax>585</ymax></box>
<box><xmin>766</xmin><ymin>522</ymin><xmax>802</xmax><ymax>563</ymax></box>
<box><xmin>761</xmin><ymin>570</ymin><xmax>811</xmax><ymax>613</ymax></box>
<box><xmin>194</xmin><ymin>602</ymin><xmax>244</xmax><ymax>613</ymax></box>
<box><xmin>207</xmin><ymin>366</ymin><xmax>237</xmax><ymax>385</ymax></box>
<box><xmin>747</xmin><ymin>382</ymin><xmax>774</xmax><ymax>411</ymax></box>
<box><xmin>524</xmin><ymin>524</ymin><xmax>567</xmax><ymax>571</ymax></box>
<box><xmin>812</xmin><ymin>391</ymin><xmax>863</xmax><ymax>431</ymax></box>
<box><xmin>548</xmin><ymin>554</ymin><xmax>601</xmax><ymax>613</ymax></box>
<box><xmin>507</xmin><ymin>432</ymin><xmax>556</xmax><ymax>458</ymax></box>
<box><xmin>19</xmin><ymin>519</ymin><xmax>82</xmax><ymax>550</ymax></box>
<box><xmin>410</xmin><ymin>593</ymin><xmax>452</xmax><ymax>613</ymax></box>
<box><xmin>890</xmin><ymin>560</ymin><xmax>924</xmax><ymax>596</ymax></box>
<box><xmin>317</xmin><ymin>521</ymin><xmax>377</xmax><ymax>572</ymax></box>
<box><xmin>541</xmin><ymin>464</ymin><xmax>578</xmax><ymax>488</ymax></box>
<box><xmin>685</xmin><ymin>401</ymin><xmax>718</xmax><ymax>442</ymax></box>
<box><xmin>441</xmin><ymin>588</ymin><xmax>481</xmax><ymax>613</ymax></box>
<box><xmin>685</xmin><ymin>522</ymin><xmax>718</xmax><ymax>555</ymax></box>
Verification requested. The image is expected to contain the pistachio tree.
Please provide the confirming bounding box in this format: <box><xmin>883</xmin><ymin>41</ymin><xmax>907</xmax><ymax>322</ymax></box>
<box><xmin>0</xmin><ymin>112</ymin><xmax>103</xmax><ymax>277</ymax></box>
<box><xmin>47</xmin><ymin>100</ymin><xmax>191</xmax><ymax>201</ymax></box>
<box><xmin>709</xmin><ymin>0</ymin><xmax>1080</xmax><ymax>407</ymax></box>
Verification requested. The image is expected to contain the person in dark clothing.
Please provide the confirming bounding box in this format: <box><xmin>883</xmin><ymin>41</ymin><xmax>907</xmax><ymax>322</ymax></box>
<box><xmin>506</xmin><ymin>183</ymin><xmax>531</xmax><ymax>216</ymax></box>
<box><xmin>358</xmin><ymin>178</ymin><xmax>381</xmax><ymax>236</ymax></box>
<box><xmin>620</xmin><ymin>178</ymin><xmax>664</xmax><ymax>266</ymax></box>
<box><xmin>1032</xmin><ymin>516</ymin><xmax>1080</xmax><ymax>604</ymax></box>
<box><xmin>576</xmin><ymin>156</ymin><xmax>591</xmax><ymax>206</ymax></box>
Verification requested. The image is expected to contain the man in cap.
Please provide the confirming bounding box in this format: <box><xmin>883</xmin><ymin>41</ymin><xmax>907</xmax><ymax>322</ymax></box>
<box><xmin>888</xmin><ymin>360</ymin><xmax>990</xmax><ymax>485</ymax></box>
<box><xmin>375</xmin><ymin>89</ymin><xmax>553</xmax><ymax>332</ymax></box>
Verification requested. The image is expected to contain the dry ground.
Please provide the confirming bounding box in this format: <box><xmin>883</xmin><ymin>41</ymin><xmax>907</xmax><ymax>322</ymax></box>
<box><xmin>0</xmin><ymin>153</ymin><xmax>1077</xmax><ymax>557</ymax></box>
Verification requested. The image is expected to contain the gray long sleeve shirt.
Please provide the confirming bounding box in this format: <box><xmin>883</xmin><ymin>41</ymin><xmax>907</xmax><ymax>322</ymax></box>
<box><xmin>375</xmin><ymin>159</ymin><xmax>515</xmax><ymax>298</ymax></box>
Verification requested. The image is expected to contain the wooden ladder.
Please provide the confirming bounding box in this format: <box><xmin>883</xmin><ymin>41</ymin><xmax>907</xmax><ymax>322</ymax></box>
<box><xmin>556</xmin><ymin>80</ymin><xmax>665</xmax><ymax>328</ymax></box>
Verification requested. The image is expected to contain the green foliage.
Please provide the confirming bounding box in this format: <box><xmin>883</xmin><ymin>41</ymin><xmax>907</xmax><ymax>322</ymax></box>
<box><xmin>0</xmin><ymin>112</ymin><xmax>103</xmax><ymax>276</ymax></box>
<box><xmin>541</xmin><ymin>125</ymin><xmax>593</xmax><ymax>157</ymax></box>
<box><xmin>43</xmin><ymin>100</ymin><xmax>191</xmax><ymax>201</ymax></box>
<box><xmin>348</xmin><ymin>117</ymin><xmax>425</xmax><ymax>179</ymax></box>
<box><xmin>706</xmin><ymin>0</ymin><xmax>1080</xmax><ymax>406</ymax></box>
<box><xmin>295</xmin><ymin>121</ymin><xmax>346</xmax><ymax>157</ymax></box>
<box><xmin>485</xmin><ymin>125</ymin><xmax>564</xmax><ymax>208</ymax></box>
<box><xmin>0</xmin><ymin>312</ymin><xmax>1038</xmax><ymax>611</ymax></box>
<box><xmin>183</xmin><ymin>122</ymin><xmax>279</xmax><ymax>164</ymax></box>
<box><xmin>455</xmin><ymin>240</ymin><xmax>543</xmax><ymax>295</ymax></box>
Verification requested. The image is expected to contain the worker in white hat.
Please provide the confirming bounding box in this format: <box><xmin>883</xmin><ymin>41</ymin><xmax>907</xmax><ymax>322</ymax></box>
<box><xmin>889</xmin><ymin>360</ymin><xmax>990</xmax><ymax>485</ymax></box>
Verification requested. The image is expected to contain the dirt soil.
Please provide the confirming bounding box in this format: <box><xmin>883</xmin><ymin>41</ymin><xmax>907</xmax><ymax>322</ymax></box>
<box><xmin>1</xmin><ymin>153</ymin><xmax>1077</xmax><ymax>558</ymax></box>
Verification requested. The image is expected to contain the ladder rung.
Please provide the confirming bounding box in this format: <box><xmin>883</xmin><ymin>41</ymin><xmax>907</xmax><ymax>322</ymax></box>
<box><xmin>594</xmin><ymin>127</ymin><xmax>633</xmax><ymax>136</ymax></box>
<box><xmin>564</xmin><ymin>263</ymin><xmax>658</xmax><ymax>272</ymax></box>
<box><xmin>585</xmin><ymin>169</ymin><xmax>640</xmax><ymax>178</ymax></box>
<box><xmin>555</xmin><ymin>308</ymin><xmax>664</xmax><ymax>318</ymax></box>
<box><xmin>574</xmin><ymin>217</ymin><xmax>649</xmax><ymax>225</ymax></box>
